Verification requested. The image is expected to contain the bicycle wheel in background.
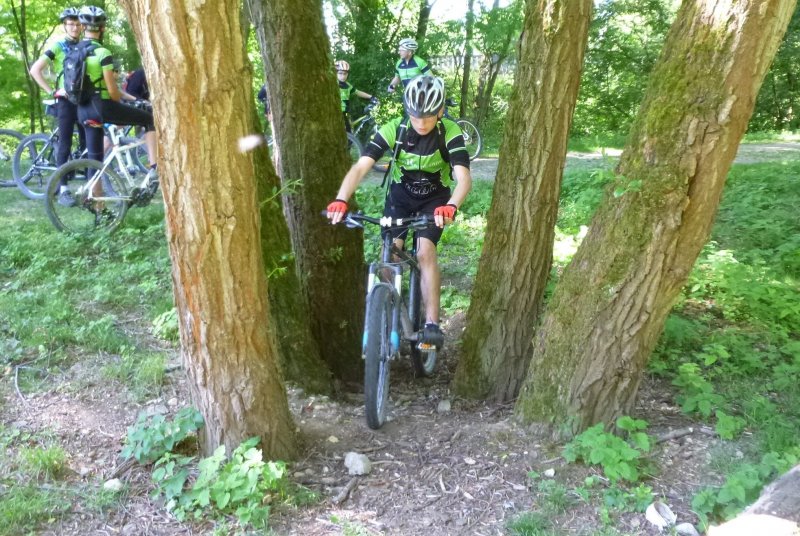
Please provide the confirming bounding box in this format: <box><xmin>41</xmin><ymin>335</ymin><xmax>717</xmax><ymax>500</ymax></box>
<box><xmin>45</xmin><ymin>159</ymin><xmax>128</xmax><ymax>234</ymax></box>
<box><xmin>346</xmin><ymin>132</ymin><xmax>363</xmax><ymax>164</ymax></box>
<box><xmin>13</xmin><ymin>133</ymin><xmax>56</xmax><ymax>199</ymax></box>
<box><xmin>409</xmin><ymin>268</ymin><xmax>437</xmax><ymax>377</ymax></box>
<box><xmin>0</xmin><ymin>129</ymin><xmax>24</xmax><ymax>187</ymax></box>
<box><xmin>364</xmin><ymin>284</ymin><xmax>395</xmax><ymax>430</ymax></box>
<box><xmin>456</xmin><ymin>119</ymin><xmax>482</xmax><ymax>160</ymax></box>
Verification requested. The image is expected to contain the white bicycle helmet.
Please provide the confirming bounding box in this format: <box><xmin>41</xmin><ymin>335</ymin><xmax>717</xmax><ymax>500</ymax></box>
<box><xmin>78</xmin><ymin>5</ymin><xmax>107</xmax><ymax>30</ymax></box>
<box><xmin>403</xmin><ymin>75</ymin><xmax>445</xmax><ymax>118</ymax></box>
<box><xmin>398</xmin><ymin>38</ymin><xmax>418</xmax><ymax>52</ymax></box>
<box><xmin>335</xmin><ymin>60</ymin><xmax>350</xmax><ymax>72</ymax></box>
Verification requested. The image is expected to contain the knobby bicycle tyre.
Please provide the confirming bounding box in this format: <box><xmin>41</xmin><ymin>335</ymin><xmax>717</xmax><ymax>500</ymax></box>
<box><xmin>346</xmin><ymin>132</ymin><xmax>363</xmax><ymax>164</ymax></box>
<box><xmin>0</xmin><ymin>128</ymin><xmax>24</xmax><ymax>187</ymax></box>
<box><xmin>45</xmin><ymin>158</ymin><xmax>129</xmax><ymax>234</ymax></box>
<box><xmin>13</xmin><ymin>133</ymin><xmax>56</xmax><ymax>199</ymax></box>
<box><xmin>364</xmin><ymin>284</ymin><xmax>395</xmax><ymax>429</ymax></box>
<box><xmin>456</xmin><ymin>119</ymin><xmax>482</xmax><ymax>161</ymax></box>
<box><xmin>409</xmin><ymin>268</ymin><xmax>437</xmax><ymax>377</ymax></box>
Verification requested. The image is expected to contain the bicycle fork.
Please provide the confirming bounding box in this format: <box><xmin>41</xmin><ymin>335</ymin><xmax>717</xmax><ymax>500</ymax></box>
<box><xmin>363</xmin><ymin>262</ymin><xmax>404</xmax><ymax>358</ymax></box>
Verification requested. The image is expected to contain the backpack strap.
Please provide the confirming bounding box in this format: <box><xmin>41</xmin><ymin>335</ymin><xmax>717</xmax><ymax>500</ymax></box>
<box><xmin>436</xmin><ymin>120</ymin><xmax>450</xmax><ymax>166</ymax></box>
<box><xmin>380</xmin><ymin>117</ymin><xmax>410</xmax><ymax>190</ymax></box>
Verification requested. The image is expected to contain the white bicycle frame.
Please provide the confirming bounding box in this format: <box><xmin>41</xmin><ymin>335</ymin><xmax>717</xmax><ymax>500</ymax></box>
<box><xmin>77</xmin><ymin>124</ymin><xmax>152</xmax><ymax>202</ymax></box>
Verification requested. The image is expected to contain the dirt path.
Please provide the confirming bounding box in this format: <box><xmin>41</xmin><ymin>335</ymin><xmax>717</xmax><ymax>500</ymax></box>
<box><xmin>454</xmin><ymin>141</ymin><xmax>800</xmax><ymax>182</ymax></box>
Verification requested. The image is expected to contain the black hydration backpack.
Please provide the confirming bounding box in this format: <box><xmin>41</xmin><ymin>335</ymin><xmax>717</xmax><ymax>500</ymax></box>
<box><xmin>63</xmin><ymin>41</ymin><xmax>99</xmax><ymax>105</ymax></box>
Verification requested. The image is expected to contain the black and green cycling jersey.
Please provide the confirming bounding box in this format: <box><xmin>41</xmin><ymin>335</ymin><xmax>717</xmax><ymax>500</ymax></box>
<box><xmin>364</xmin><ymin>116</ymin><xmax>470</xmax><ymax>192</ymax></box>
<box><xmin>395</xmin><ymin>57</ymin><xmax>431</xmax><ymax>87</ymax></box>
<box><xmin>40</xmin><ymin>38</ymin><xmax>79</xmax><ymax>90</ymax></box>
<box><xmin>339</xmin><ymin>81</ymin><xmax>356</xmax><ymax>112</ymax></box>
<box><xmin>82</xmin><ymin>38</ymin><xmax>114</xmax><ymax>100</ymax></box>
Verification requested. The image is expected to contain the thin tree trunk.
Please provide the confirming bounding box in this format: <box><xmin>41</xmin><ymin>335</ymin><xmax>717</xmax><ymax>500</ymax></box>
<box><xmin>515</xmin><ymin>0</ymin><xmax>796</xmax><ymax>437</ymax></box>
<box><xmin>251</xmin><ymin>0</ymin><xmax>366</xmax><ymax>382</ymax></box>
<box><xmin>416</xmin><ymin>0</ymin><xmax>433</xmax><ymax>45</ymax></box>
<box><xmin>120</xmin><ymin>0</ymin><xmax>297</xmax><ymax>459</ymax></box>
<box><xmin>460</xmin><ymin>0</ymin><xmax>475</xmax><ymax>118</ymax></box>
<box><xmin>454</xmin><ymin>0</ymin><xmax>592</xmax><ymax>402</ymax></box>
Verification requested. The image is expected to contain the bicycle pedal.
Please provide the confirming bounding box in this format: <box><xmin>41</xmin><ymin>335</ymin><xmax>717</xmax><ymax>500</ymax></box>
<box><xmin>416</xmin><ymin>342</ymin><xmax>436</xmax><ymax>352</ymax></box>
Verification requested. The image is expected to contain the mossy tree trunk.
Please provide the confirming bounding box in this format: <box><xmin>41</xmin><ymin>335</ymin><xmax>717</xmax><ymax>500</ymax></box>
<box><xmin>249</xmin><ymin>0</ymin><xmax>365</xmax><ymax>382</ymax></box>
<box><xmin>454</xmin><ymin>0</ymin><xmax>592</xmax><ymax>402</ymax></box>
<box><xmin>515</xmin><ymin>0</ymin><xmax>796</xmax><ymax>437</ymax></box>
<box><xmin>251</xmin><ymin>126</ymin><xmax>333</xmax><ymax>395</ymax></box>
<box><xmin>121</xmin><ymin>0</ymin><xmax>297</xmax><ymax>459</ymax></box>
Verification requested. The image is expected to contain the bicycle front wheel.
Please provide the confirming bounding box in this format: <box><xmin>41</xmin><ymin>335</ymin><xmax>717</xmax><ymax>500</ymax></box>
<box><xmin>456</xmin><ymin>119</ymin><xmax>482</xmax><ymax>160</ymax></box>
<box><xmin>45</xmin><ymin>159</ymin><xmax>129</xmax><ymax>234</ymax></box>
<box><xmin>13</xmin><ymin>133</ymin><xmax>56</xmax><ymax>199</ymax></box>
<box><xmin>364</xmin><ymin>284</ymin><xmax>395</xmax><ymax>429</ymax></box>
<box><xmin>0</xmin><ymin>129</ymin><xmax>24</xmax><ymax>187</ymax></box>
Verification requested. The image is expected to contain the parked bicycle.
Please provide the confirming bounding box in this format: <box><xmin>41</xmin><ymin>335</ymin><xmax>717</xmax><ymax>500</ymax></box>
<box><xmin>0</xmin><ymin>128</ymin><xmax>24</xmax><ymax>187</ymax></box>
<box><xmin>350</xmin><ymin>101</ymin><xmax>389</xmax><ymax>172</ymax></box>
<box><xmin>444</xmin><ymin>98</ymin><xmax>482</xmax><ymax>161</ymax></box>
<box><xmin>45</xmin><ymin>124</ymin><xmax>158</xmax><ymax>234</ymax></box>
<box><xmin>327</xmin><ymin>211</ymin><xmax>438</xmax><ymax>429</ymax></box>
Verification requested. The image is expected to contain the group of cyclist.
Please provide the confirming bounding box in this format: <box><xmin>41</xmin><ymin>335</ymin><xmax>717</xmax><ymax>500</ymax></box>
<box><xmin>327</xmin><ymin>38</ymin><xmax>472</xmax><ymax>350</ymax></box>
<box><xmin>29</xmin><ymin>6</ymin><xmax>156</xmax><ymax>207</ymax></box>
<box><xmin>31</xmin><ymin>9</ymin><xmax>467</xmax><ymax>350</ymax></box>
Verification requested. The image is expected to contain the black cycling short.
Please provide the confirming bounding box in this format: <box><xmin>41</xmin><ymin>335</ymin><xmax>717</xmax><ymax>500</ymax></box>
<box><xmin>382</xmin><ymin>182</ymin><xmax>451</xmax><ymax>245</ymax></box>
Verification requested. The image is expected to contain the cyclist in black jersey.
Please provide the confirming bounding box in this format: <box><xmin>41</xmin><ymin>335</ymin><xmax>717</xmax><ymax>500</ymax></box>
<box><xmin>387</xmin><ymin>38</ymin><xmax>432</xmax><ymax>94</ymax></box>
<box><xmin>29</xmin><ymin>7</ymin><xmax>87</xmax><ymax>205</ymax></box>
<box><xmin>335</xmin><ymin>60</ymin><xmax>376</xmax><ymax>132</ymax></box>
<box><xmin>327</xmin><ymin>75</ymin><xmax>472</xmax><ymax>349</ymax></box>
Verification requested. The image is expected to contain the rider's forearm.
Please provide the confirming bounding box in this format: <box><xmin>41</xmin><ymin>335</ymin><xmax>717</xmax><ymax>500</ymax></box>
<box><xmin>30</xmin><ymin>58</ymin><xmax>52</xmax><ymax>94</ymax></box>
<box><xmin>448</xmin><ymin>165</ymin><xmax>472</xmax><ymax>208</ymax></box>
<box><xmin>336</xmin><ymin>156</ymin><xmax>375</xmax><ymax>202</ymax></box>
<box><xmin>356</xmin><ymin>90</ymin><xmax>372</xmax><ymax>100</ymax></box>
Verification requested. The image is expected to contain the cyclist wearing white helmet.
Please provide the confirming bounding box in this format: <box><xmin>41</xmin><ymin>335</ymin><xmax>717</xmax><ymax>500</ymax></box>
<box><xmin>335</xmin><ymin>60</ymin><xmax>377</xmax><ymax>132</ymax></box>
<box><xmin>387</xmin><ymin>38</ymin><xmax>432</xmax><ymax>94</ymax></box>
<box><xmin>327</xmin><ymin>75</ymin><xmax>472</xmax><ymax>349</ymax></box>
<box><xmin>29</xmin><ymin>7</ymin><xmax>87</xmax><ymax>205</ymax></box>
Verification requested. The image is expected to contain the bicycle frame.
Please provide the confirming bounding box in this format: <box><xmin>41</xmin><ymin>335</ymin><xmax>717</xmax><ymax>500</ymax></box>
<box><xmin>78</xmin><ymin>125</ymin><xmax>150</xmax><ymax>202</ymax></box>
<box><xmin>364</xmin><ymin>234</ymin><xmax>423</xmax><ymax>356</ymax></box>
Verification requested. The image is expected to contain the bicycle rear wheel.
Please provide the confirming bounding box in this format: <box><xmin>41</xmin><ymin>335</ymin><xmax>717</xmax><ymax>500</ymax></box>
<box><xmin>364</xmin><ymin>284</ymin><xmax>395</xmax><ymax>429</ymax></box>
<box><xmin>346</xmin><ymin>132</ymin><xmax>363</xmax><ymax>164</ymax></box>
<box><xmin>45</xmin><ymin>159</ymin><xmax>129</xmax><ymax>234</ymax></box>
<box><xmin>0</xmin><ymin>129</ymin><xmax>24</xmax><ymax>187</ymax></box>
<box><xmin>456</xmin><ymin>119</ymin><xmax>482</xmax><ymax>160</ymax></box>
<box><xmin>409</xmin><ymin>268</ymin><xmax>437</xmax><ymax>377</ymax></box>
<box><xmin>13</xmin><ymin>133</ymin><xmax>56</xmax><ymax>199</ymax></box>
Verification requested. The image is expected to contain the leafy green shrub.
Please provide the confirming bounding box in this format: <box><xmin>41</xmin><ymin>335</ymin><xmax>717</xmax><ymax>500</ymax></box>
<box><xmin>121</xmin><ymin>407</ymin><xmax>204</xmax><ymax>463</ymax></box>
<box><xmin>152</xmin><ymin>308</ymin><xmax>179</xmax><ymax>342</ymax></box>
<box><xmin>563</xmin><ymin>416</ymin><xmax>652</xmax><ymax>483</ymax></box>
<box><xmin>151</xmin><ymin>437</ymin><xmax>288</xmax><ymax>530</ymax></box>
<box><xmin>672</xmin><ymin>363</ymin><xmax>724</xmax><ymax>418</ymax></box>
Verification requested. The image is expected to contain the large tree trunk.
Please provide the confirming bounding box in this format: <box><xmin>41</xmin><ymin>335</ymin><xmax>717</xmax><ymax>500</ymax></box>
<box><xmin>515</xmin><ymin>0</ymin><xmax>796</xmax><ymax>436</ymax></box>
<box><xmin>252</xmin><ymin>140</ymin><xmax>334</xmax><ymax>395</ymax></box>
<box><xmin>250</xmin><ymin>0</ymin><xmax>365</xmax><ymax>382</ymax></box>
<box><xmin>120</xmin><ymin>0</ymin><xmax>297</xmax><ymax>459</ymax></box>
<box><xmin>454</xmin><ymin>0</ymin><xmax>592</xmax><ymax>402</ymax></box>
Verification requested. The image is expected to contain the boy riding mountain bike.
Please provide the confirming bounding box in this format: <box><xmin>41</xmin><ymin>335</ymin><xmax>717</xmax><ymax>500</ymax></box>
<box><xmin>335</xmin><ymin>60</ymin><xmax>377</xmax><ymax>133</ymax></box>
<box><xmin>326</xmin><ymin>75</ymin><xmax>472</xmax><ymax>349</ymax></box>
<box><xmin>387</xmin><ymin>38</ymin><xmax>432</xmax><ymax>94</ymax></box>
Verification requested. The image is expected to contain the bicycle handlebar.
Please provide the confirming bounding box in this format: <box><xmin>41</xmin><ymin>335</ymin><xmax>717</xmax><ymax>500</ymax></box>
<box><xmin>321</xmin><ymin>210</ymin><xmax>433</xmax><ymax>230</ymax></box>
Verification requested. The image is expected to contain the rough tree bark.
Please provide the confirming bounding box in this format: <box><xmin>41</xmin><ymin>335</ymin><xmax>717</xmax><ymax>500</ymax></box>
<box><xmin>249</xmin><ymin>0</ymin><xmax>365</xmax><ymax>382</ymax></box>
<box><xmin>454</xmin><ymin>0</ymin><xmax>592</xmax><ymax>402</ymax></box>
<box><xmin>515</xmin><ymin>0</ymin><xmax>796</xmax><ymax>436</ymax></box>
<box><xmin>120</xmin><ymin>0</ymin><xmax>297</xmax><ymax>459</ymax></box>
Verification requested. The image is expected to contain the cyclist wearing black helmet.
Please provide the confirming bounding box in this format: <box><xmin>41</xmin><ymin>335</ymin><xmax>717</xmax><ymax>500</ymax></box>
<box><xmin>74</xmin><ymin>7</ymin><xmax>157</xmax><ymax>175</ymax></box>
<box><xmin>387</xmin><ymin>38</ymin><xmax>432</xmax><ymax>94</ymax></box>
<box><xmin>29</xmin><ymin>7</ymin><xmax>87</xmax><ymax>206</ymax></box>
<box><xmin>327</xmin><ymin>75</ymin><xmax>472</xmax><ymax>349</ymax></box>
